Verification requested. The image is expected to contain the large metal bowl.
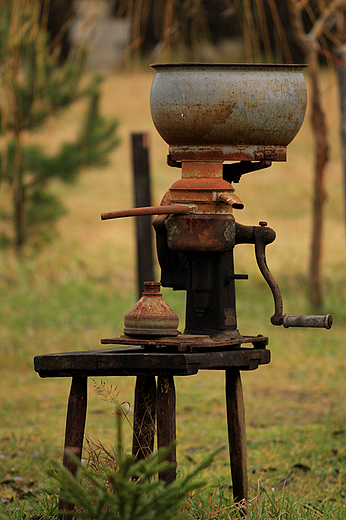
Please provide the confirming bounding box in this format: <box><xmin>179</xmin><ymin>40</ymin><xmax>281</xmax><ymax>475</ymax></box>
<box><xmin>150</xmin><ymin>63</ymin><xmax>307</xmax><ymax>154</ymax></box>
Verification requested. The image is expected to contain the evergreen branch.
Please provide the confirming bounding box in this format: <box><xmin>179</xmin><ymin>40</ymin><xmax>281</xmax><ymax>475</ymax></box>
<box><xmin>0</xmin><ymin>1</ymin><xmax>120</xmax><ymax>251</ymax></box>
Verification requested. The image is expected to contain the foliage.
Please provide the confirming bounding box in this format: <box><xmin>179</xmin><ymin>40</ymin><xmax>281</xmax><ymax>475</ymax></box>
<box><xmin>0</xmin><ymin>0</ymin><xmax>120</xmax><ymax>252</ymax></box>
<box><xmin>50</xmin><ymin>406</ymin><xmax>221</xmax><ymax>520</ymax></box>
<box><xmin>0</xmin><ymin>490</ymin><xmax>58</xmax><ymax>520</ymax></box>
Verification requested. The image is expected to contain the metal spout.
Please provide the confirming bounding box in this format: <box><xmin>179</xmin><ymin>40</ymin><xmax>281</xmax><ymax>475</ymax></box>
<box><xmin>219</xmin><ymin>193</ymin><xmax>244</xmax><ymax>210</ymax></box>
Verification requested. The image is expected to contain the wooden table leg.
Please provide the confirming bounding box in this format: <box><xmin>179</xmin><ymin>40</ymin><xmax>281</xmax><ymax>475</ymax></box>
<box><xmin>132</xmin><ymin>375</ymin><xmax>156</xmax><ymax>460</ymax></box>
<box><xmin>157</xmin><ymin>375</ymin><xmax>176</xmax><ymax>484</ymax></box>
<box><xmin>58</xmin><ymin>376</ymin><xmax>87</xmax><ymax>519</ymax></box>
<box><xmin>225</xmin><ymin>368</ymin><xmax>248</xmax><ymax>504</ymax></box>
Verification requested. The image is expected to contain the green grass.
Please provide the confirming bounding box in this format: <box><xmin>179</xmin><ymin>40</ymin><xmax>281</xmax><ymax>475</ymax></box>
<box><xmin>0</xmin><ymin>256</ymin><xmax>345</xmax><ymax>518</ymax></box>
<box><xmin>0</xmin><ymin>70</ymin><xmax>345</xmax><ymax>518</ymax></box>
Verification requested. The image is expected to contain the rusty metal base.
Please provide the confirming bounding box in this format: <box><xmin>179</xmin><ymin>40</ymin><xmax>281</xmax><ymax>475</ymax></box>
<box><xmin>100</xmin><ymin>333</ymin><xmax>268</xmax><ymax>352</ymax></box>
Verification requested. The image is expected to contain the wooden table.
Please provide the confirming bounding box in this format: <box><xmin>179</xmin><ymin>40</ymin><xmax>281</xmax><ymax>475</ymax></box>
<box><xmin>34</xmin><ymin>345</ymin><xmax>270</xmax><ymax>516</ymax></box>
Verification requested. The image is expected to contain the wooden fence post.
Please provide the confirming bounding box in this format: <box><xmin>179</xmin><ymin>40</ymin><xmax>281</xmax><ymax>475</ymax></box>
<box><xmin>131</xmin><ymin>132</ymin><xmax>155</xmax><ymax>298</ymax></box>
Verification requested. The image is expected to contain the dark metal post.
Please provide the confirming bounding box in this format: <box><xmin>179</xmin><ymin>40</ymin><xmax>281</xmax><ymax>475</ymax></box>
<box><xmin>131</xmin><ymin>132</ymin><xmax>155</xmax><ymax>298</ymax></box>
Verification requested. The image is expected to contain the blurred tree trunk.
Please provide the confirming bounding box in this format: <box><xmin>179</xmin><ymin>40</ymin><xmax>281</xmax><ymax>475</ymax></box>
<box><xmin>7</xmin><ymin>0</ymin><xmax>26</xmax><ymax>254</ymax></box>
<box><xmin>288</xmin><ymin>0</ymin><xmax>339</xmax><ymax>311</ymax></box>
<box><xmin>13</xmin><ymin>141</ymin><xmax>25</xmax><ymax>253</ymax></box>
<box><xmin>41</xmin><ymin>0</ymin><xmax>74</xmax><ymax>63</ymax></box>
<box><xmin>308</xmin><ymin>50</ymin><xmax>328</xmax><ymax>311</ymax></box>
<box><xmin>335</xmin><ymin>38</ymin><xmax>346</xmax><ymax>237</ymax></box>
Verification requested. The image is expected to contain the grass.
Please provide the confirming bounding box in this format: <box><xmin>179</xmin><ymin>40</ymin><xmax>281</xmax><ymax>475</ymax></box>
<box><xmin>0</xmin><ymin>68</ymin><xmax>345</xmax><ymax>518</ymax></box>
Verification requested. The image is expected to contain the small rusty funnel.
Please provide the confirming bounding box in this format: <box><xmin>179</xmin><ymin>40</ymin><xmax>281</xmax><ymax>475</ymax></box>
<box><xmin>124</xmin><ymin>282</ymin><xmax>179</xmax><ymax>337</ymax></box>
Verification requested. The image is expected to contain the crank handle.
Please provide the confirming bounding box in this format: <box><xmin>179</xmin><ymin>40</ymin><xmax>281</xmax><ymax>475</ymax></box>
<box><xmin>253</xmin><ymin>225</ymin><xmax>284</xmax><ymax>325</ymax></box>
<box><xmin>282</xmin><ymin>313</ymin><xmax>333</xmax><ymax>329</ymax></box>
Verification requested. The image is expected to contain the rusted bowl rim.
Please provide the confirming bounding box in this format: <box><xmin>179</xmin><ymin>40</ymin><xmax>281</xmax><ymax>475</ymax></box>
<box><xmin>151</xmin><ymin>62</ymin><xmax>307</xmax><ymax>70</ymax></box>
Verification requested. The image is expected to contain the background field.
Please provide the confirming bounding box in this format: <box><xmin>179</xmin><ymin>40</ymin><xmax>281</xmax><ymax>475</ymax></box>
<box><xmin>0</xmin><ymin>69</ymin><xmax>345</xmax><ymax>514</ymax></box>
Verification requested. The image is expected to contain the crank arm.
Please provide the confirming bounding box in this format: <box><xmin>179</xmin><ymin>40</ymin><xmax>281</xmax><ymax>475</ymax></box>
<box><xmin>235</xmin><ymin>221</ymin><xmax>283</xmax><ymax>325</ymax></box>
<box><xmin>253</xmin><ymin>225</ymin><xmax>283</xmax><ymax>325</ymax></box>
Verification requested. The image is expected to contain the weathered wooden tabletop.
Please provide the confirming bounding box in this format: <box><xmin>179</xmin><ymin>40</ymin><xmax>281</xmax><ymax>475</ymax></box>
<box><xmin>34</xmin><ymin>346</ymin><xmax>271</xmax><ymax>377</ymax></box>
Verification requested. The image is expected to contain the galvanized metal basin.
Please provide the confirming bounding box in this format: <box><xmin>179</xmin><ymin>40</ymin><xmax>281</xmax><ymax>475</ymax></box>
<box><xmin>150</xmin><ymin>63</ymin><xmax>307</xmax><ymax>157</ymax></box>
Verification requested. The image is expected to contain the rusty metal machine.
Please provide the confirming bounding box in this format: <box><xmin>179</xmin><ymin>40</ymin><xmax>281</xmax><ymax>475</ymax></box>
<box><xmin>34</xmin><ymin>65</ymin><xmax>334</xmax><ymax>514</ymax></box>
<box><xmin>101</xmin><ymin>63</ymin><xmax>332</xmax><ymax>349</ymax></box>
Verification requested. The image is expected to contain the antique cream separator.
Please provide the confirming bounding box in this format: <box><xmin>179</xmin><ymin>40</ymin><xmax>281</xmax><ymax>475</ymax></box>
<box><xmin>101</xmin><ymin>63</ymin><xmax>332</xmax><ymax>349</ymax></box>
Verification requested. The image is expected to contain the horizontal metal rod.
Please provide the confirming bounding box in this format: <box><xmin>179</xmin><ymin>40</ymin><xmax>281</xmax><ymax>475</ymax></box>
<box><xmin>282</xmin><ymin>313</ymin><xmax>332</xmax><ymax>329</ymax></box>
<box><xmin>101</xmin><ymin>205</ymin><xmax>193</xmax><ymax>220</ymax></box>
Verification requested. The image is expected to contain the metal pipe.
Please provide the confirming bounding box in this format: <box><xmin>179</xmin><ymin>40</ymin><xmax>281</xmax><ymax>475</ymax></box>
<box><xmin>101</xmin><ymin>204</ymin><xmax>194</xmax><ymax>220</ymax></box>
